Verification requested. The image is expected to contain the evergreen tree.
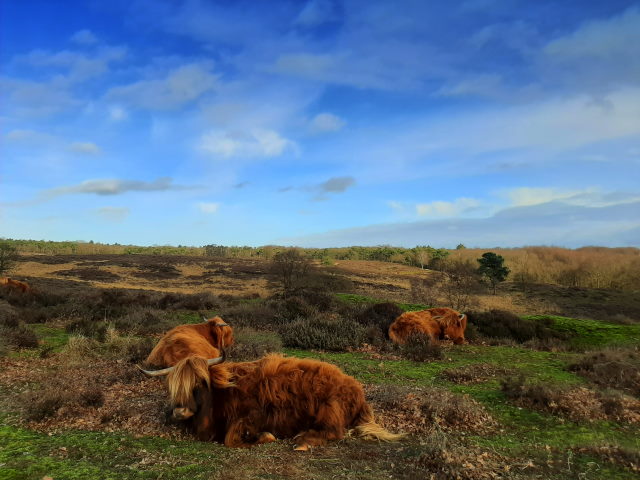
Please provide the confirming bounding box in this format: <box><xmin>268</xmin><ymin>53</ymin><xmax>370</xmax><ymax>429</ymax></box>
<box><xmin>477</xmin><ymin>252</ymin><xmax>510</xmax><ymax>294</ymax></box>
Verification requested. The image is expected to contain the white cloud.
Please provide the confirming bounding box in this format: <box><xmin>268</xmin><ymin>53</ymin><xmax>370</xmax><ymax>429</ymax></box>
<box><xmin>545</xmin><ymin>8</ymin><xmax>640</xmax><ymax>61</ymax></box>
<box><xmin>106</xmin><ymin>61</ymin><xmax>218</xmax><ymax>110</ymax></box>
<box><xmin>198</xmin><ymin>128</ymin><xmax>294</xmax><ymax>158</ymax></box>
<box><xmin>70</xmin><ymin>142</ymin><xmax>101</xmax><ymax>155</ymax></box>
<box><xmin>197</xmin><ymin>202</ymin><xmax>220</xmax><ymax>214</ymax></box>
<box><xmin>5</xmin><ymin>129</ymin><xmax>56</xmax><ymax>144</ymax></box>
<box><xmin>541</xmin><ymin>7</ymin><xmax>640</xmax><ymax>91</ymax></box>
<box><xmin>96</xmin><ymin>207</ymin><xmax>129</xmax><ymax>222</ymax></box>
<box><xmin>108</xmin><ymin>105</ymin><xmax>128</xmax><ymax>121</ymax></box>
<box><xmin>503</xmin><ymin>187</ymin><xmax>640</xmax><ymax>209</ymax></box>
<box><xmin>416</xmin><ymin>198</ymin><xmax>480</xmax><ymax>217</ymax></box>
<box><xmin>70</xmin><ymin>30</ymin><xmax>98</xmax><ymax>45</ymax></box>
<box><xmin>309</xmin><ymin>112</ymin><xmax>345</xmax><ymax>133</ymax></box>
<box><xmin>504</xmin><ymin>187</ymin><xmax>588</xmax><ymax>207</ymax></box>
<box><xmin>17</xmin><ymin>46</ymin><xmax>127</xmax><ymax>83</ymax></box>
<box><xmin>282</xmin><ymin>200</ymin><xmax>640</xmax><ymax>248</ymax></box>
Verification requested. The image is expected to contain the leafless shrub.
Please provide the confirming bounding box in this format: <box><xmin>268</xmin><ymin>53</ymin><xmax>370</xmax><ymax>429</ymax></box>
<box><xmin>569</xmin><ymin>348</ymin><xmax>640</xmax><ymax>397</ymax></box>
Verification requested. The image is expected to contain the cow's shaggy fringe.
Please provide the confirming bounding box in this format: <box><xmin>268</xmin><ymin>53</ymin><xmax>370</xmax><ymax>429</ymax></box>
<box><xmin>165</xmin><ymin>353</ymin><xmax>403</xmax><ymax>447</ymax></box>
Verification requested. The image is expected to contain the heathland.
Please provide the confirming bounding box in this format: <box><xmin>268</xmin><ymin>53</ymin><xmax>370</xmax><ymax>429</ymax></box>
<box><xmin>1</xmin><ymin>246</ymin><xmax>639</xmax><ymax>479</ymax></box>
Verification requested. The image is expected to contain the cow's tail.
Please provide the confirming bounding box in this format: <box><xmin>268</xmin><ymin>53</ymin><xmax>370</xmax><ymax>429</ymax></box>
<box><xmin>353</xmin><ymin>403</ymin><xmax>405</xmax><ymax>442</ymax></box>
<box><xmin>167</xmin><ymin>356</ymin><xmax>211</xmax><ymax>407</ymax></box>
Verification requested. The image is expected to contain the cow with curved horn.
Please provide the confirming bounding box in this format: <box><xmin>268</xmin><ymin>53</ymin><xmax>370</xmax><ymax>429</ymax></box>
<box><xmin>426</xmin><ymin>307</ymin><xmax>468</xmax><ymax>344</ymax></box>
<box><xmin>144</xmin><ymin>316</ymin><xmax>234</xmax><ymax>369</ymax></box>
<box><xmin>141</xmin><ymin>354</ymin><xmax>404</xmax><ymax>450</ymax></box>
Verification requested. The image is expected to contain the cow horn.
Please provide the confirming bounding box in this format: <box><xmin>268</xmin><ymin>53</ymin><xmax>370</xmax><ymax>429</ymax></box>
<box><xmin>202</xmin><ymin>315</ymin><xmax>209</xmax><ymax>323</ymax></box>
<box><xmin>216</xmin><ymin>322</ymin><xmax>229</xmax><ymax>327</ymax></box>
<box><xmin>207</xmin><ymin>355</ymin><xmax>225</xmax><ymax>366</ymax></box>
<box><xmin>137</xmin><ymin>364</ymin><xmax>175</xmax><ymax>377</ymax></box>
<box><xmin>458</xmin><ymin>314</ymin><xmax>466</xmax><ymax>319</ymax></box>
<box><xmin>137</xmin><ymin>355</ymin><xmax>224</xmax><ymax>377</ymax></box>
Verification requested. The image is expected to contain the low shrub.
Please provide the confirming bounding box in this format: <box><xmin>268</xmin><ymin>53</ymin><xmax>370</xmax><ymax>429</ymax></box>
<box><xmin>114</xmin><ymin>308</ymin><xmax>173</xmax><ymax>335</ymax></box>
<box><xmin>466</xmin><ymin>309</ymin><xmax>567</xmax><ymax>343</ymax></box>
<box><xmin>397</xmin><ymin>333</ymin><xmax>443</xmax><ymax>362</ymax></box>
<box><xmin>221</xmin><ymin>302</ymin><xmax>281</xmax><ymax>329</ymax></box>
<box><xmin>228</xmin><ymin>328</ymin><xmax>282</xmax><ymax>361</ymax></box>
<box><xmin>355</xmin><ymin>302</ymin><xmax>403</xmax><ymax>338</ymax></box>
<box><xmin>66</xmin><ymin>318</ymin><xmax>108</xmax><ymax>342</ymax></box>
<box><xmin>367</xmin><ymin>384</ymin><xmax>496</xmax><ymax>434</ymax></box>
<box><xmin>569</xmin><ymin>348</ymin><xmax>640</xmax><ymax>397</ymax></box>
<box><xmin>279</xmin><ymin>314</ymin><xmax>366</xmax><ymax>351</ymax></box>
<box><xmin>23</xmin><ymin>379</ymin><xmax>105</xmax><ymax>421</ymax></box>
<box><xmin>501</xmin><ymin>375</ymin><xmax>640</xmax><ymax>423</ymax></box>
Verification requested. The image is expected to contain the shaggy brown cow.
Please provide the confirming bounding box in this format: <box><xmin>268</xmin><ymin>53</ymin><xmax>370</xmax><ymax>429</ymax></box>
<box><xmin>388</xmin><ymin>310</ymin><xmax>442</xmax><ymax>344</ymax></box>
<box><xmin>0</xmin><ymin>277</ymin><xmax>31</xmax><ymax>293</ymax></box>
<box><xmin>427</xmin><ymin>307</ymin><xmax>467</xmax><ymax>344</ymax></box>
<box><xmin>143</xmin><ymin>354</ymin><xmax>403</xmax><ymax>450</ymax></box>
<box><xmin>144</xmin><ymin>316</ymin><xmax>234</xmax><ymax>369</ymax></box>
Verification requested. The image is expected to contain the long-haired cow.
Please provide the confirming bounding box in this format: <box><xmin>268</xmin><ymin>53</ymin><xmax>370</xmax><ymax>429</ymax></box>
<box><xmin>388</xmin><ymin>307</ymin><xmax>467</xmax><ymax>345</ymax></box>
<box><xmin>144</xmin><ymin>316</ymin><xmax>234</xmax><ymax>369</ymax></box>
<box><xmin>427</xmin><ymin>307</ymin><xmax>467</xmax><ymax>344</ymax></box>
<box><xmin>0</xmin><ymin>277</ymin><xmax>31</xmax><ymax>293</ymax></box>
<box><xmin>388</xmin><ymin>310</ymin><xmax>442</xmax><ymax>344</ymax></box>
<box><xmin>142</xmin><ymin>354</ymin><xmax>403</xmax><ymax>450</ymax></box>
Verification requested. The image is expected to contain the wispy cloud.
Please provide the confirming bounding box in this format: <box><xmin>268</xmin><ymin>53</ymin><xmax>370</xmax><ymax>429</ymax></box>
<box><xmin>282</xmin><ymin>200</ymin><xmax>640</xmax><ymax>248</ymax></box>
<box><xmin>197</xmin><ymin>202</ymin><xmax>220</xmax><ymax>214</ymax></box>
<box><xmin>198</xmin><ymin>128</ymin><xmax>295</xmax><ymax>159</ymax></box>
<box><xmin>106</xmin><ymin>61</ymin><xmax>218</xmax><ymax>110</ymax></box>
<box><xmin>69</xmin><ymin>142</ymin><xmax>101</xmax><ymax>155</ymax></box>
<box><xmin>416</xmin><ymin>198</ymin><xmax>480</xmax><ymax>217</ymax></box>
<box><xmin>309</xmin><ymin>112</ymin><xmax>345</xmax><ymax>133</ymax></box>
<box><xmin>43</xmin><ymin>177</ymin><xmax>195</xmax><ymax>199</ymax></box>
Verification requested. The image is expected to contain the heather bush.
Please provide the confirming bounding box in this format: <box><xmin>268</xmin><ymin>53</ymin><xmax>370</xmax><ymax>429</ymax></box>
<box><xmin>355</xmin><ymin>302</ymin><xmax>403</xmax><ymax>338</ymax></box>
<box><xmin>569</xmin><ymin>348</ymin><xmax>640</xmax><ymax>397</ymax></box>
<box><xmin>228</xmin><ymin>328</ymin><xmax>282</xmax><ymax>361</ymax></box>
<box><xmin>397</xmin><ymin>333</ymin><xmax>443</xmax><ymax>362</ymax></box>
<box><xmin>466</xmin><ymin>309</ymin><xmax>567</xmax><ymax>343</ymax></box>
<box><xmin>279</xmin><ymin>314</ymin><xmax>366</xmax><ymax>351</ymax></box>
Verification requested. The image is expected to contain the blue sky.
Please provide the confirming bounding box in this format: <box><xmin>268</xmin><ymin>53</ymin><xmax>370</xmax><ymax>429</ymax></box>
<box><xmin>1</xmin><ymin>0</ymin><xmax>639</xmax><ymax>248</ymax></box>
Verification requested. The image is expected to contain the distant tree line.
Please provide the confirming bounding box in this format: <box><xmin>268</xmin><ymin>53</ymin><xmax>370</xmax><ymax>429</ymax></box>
<box><xmin>2</xmin><ymin>238</ymin><xmax>639</xmax><ymax>291</ymax></box>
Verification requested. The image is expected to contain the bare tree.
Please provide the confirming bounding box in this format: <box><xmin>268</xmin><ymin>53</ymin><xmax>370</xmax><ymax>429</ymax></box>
<box><xmin>439</xmin><ymin>259</ymin><xmax>481</xmax><ymax>311</ymax></box>
<box><xmin>270</xmin><ymin>248</ymin><xmax>312</xmax><ymax>293</ymax></box>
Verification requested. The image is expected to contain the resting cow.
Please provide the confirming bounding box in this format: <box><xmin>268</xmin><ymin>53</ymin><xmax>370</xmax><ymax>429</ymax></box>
<box><xmin>0</xmin><ymin>277</ymin><xmax>31</xmax><ymax>293</ymax></box>
<box><xmin>141</xmin><ymin>354</ymin><xmax>403</xmax><ymax>450</ymax></box>
<box><xmin>426</xmin><ymin>307</ymin><xmax>467</xmax><ymax>344</ymax></box>
<box><xmin>388</xmin><ymin>310</ymin><xmax>442</xmax><ymax>344</ymax></box>
<box><xmin>144</xmin><ymin>316</ymin><xmax>234</xmax><ymax>369</ymax></box>
<box><xmin>388</xmin><ymin>308</ymin><xmax>467</xmax><ymax>345</ymax></box>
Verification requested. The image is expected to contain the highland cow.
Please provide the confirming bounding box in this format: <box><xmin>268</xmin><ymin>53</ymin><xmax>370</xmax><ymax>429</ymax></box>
<box><xmin>141</xmin><ymin>354</ymin><xmax>403</xmax><ymax>450</ymax></box>
<box><xmin>144</xmin><ymin>316</ymin><xmax>234</xmax><ymax>370</ymax></box>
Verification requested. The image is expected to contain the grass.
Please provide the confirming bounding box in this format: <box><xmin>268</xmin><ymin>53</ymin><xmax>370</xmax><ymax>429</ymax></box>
<box><xmin>524</xmin><ymin>315</ymin><xmax>640</xmax><ymax>348</ymax></box>
<box><xmin>0</xmin><ymin>425</ymin><xmax>225</xmax><ymax>480</ymax></box>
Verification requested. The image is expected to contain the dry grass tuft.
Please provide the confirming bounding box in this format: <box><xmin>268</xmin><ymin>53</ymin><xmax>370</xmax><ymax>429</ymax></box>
<box><xmin>367</xmin><ymin>384</ymin><xmax>497</xmax><ymax>435</ymax></box>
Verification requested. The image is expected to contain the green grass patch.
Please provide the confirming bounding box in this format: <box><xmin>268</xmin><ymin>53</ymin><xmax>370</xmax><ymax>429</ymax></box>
<box><xmin>525</xmin><ymin>315</ymin><xmax>640</xmax><ymax>348</ymax></box>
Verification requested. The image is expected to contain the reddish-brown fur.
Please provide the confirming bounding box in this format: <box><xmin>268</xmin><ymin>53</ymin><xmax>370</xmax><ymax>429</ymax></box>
<box><xmin>145</xmin><ymin>316</ymin><xmax>233</xmax><ymax>368</ymax></box>
<box><xmin>427</xmin><ymin>307</ymin><xmax>467</xmax><ymax>344</ymax></box>
<box><xmin>0</xmin><ymin>277</ymin><xmax>31</xmax><ymax>293</ymax></box>
<box><xmin>388</xmin><ymin>310</ymin><xmax>441</xmax><ymax>344</ymax></box>
<box><xmin>166</xmin><ymin>354</ymin><xmax>402</xmax><ymax>448</ymax></box>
